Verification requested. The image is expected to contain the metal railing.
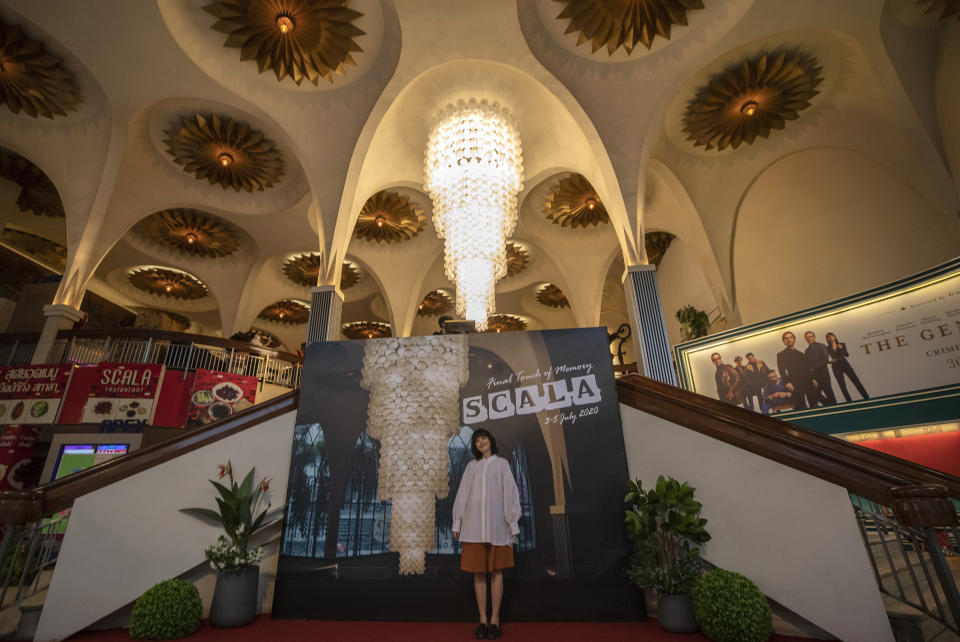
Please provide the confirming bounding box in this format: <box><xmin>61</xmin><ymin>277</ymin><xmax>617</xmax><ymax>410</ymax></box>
<box><xmin>853</xmin><ymin>503</ymin><xmax>960</xmax><ymax>634</ymax></box>
<box><xmin>0</xmin><ymin>515</ymin><xmax>67</xmax><ymax>615</ymax></box>
<box><xmin>0</xmin><ymin>331</ymin><xmax>302</xmax><ymax>390</ymax></box>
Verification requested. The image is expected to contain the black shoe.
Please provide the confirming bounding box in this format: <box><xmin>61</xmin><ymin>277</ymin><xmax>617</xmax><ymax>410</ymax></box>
<box><xmin>474</xmin><ymin>623</ymin><xmax>488</xmax><ymax>639</ymax></box>
<box><xmin>487</xmin><ymin>624</ymin><xmax>501</xmax><ymax>640</ymax></box>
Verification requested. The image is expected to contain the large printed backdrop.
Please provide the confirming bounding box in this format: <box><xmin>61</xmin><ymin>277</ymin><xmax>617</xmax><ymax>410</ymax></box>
<box><xmin>273</xmin><ymin>328</ymin><xmax>635</xmax><ymax>621</ymax></box>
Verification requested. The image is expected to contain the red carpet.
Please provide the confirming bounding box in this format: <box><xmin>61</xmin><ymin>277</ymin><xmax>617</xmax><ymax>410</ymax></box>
<box><xmin>69</xmin><ymin>615</ymin><xmax>815</xmax><ymax>641</ymax></box>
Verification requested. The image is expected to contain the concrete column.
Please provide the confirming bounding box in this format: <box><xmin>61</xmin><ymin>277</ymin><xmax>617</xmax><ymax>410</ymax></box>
<box><xmin>306</xmin><ymin>285</ymin><xmax>344</xmax><ymax>344</ymax></box>
<box><xmin>31</xmin><ymin>303</ymin><xmax>83</xmax><ymax>364</ymax></box>
<box><xmin>622</xmin><ymin>264</ymin><xmax>677</xmax><ymax>385</ymax></box>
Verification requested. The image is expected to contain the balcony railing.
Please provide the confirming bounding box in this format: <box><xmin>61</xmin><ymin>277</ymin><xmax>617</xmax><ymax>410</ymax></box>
<box><xmin>0</xmin><ymin>329</ymin><xmax>302</xmax><ymax>390</ymax></box>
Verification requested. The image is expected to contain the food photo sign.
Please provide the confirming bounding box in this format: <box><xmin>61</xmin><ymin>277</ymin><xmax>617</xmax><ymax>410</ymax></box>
<box><xmin>674</xmin><ymin>258</ymin><xmax>960</xmax><ymax>415</ymax></box>
<box><xmin>80</xmin><ymin>363</ymin><xmax>165</xmax><ymax>425</ymax></box>
<box><xmin>0</xmin><ymin>364</ymin><xmax>74</xmax><ymax>424</ymax></box>
<box><xmin>185</xmin><ymin>370</ymin><xmax>257</xmax><ymax>427</ymax></box>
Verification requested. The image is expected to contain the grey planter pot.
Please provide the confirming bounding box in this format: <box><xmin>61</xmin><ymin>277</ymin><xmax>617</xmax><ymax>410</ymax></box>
<box><xmin>657</xmin><ymin>593</ymin><xmax>698</xmax><ymax>633</ymax></box>
<box><xmin>210</xmin><ymin>565</ymin><xmax>259</xmax><ymax>628</ymax></box>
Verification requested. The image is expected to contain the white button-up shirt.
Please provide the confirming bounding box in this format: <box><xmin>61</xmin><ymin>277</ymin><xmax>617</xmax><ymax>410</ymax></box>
<box><xmin>452</xmin><ymin>454</ymin><xmax>521</xmax><ymax>546</ymax></box>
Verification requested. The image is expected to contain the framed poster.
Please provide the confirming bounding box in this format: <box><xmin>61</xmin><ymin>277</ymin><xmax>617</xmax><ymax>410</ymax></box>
<box><xmin>674</xmin><ymin>258</ymin><xmax>960</xmax><ymax>416</ymax></box>
<box><xmin>80</xmin><ymin>363</ymin><xmax>165</xmax><ymax>424</ymax></box>
<box><xmin>185</xmin><ymin>370</ymin><xmax>257</xmax><ymax>427</ymax></box>
<box><xmin>0</xmin><ymin>364</ymin><xmax>74</xmax><ymax>424</ymax></box>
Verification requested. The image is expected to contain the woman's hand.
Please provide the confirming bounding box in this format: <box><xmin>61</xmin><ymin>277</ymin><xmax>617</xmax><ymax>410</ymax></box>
<box><xmin>452</xmin><ymin>531</ymin><xmax>459</xmax><ymax>541</ymax></box>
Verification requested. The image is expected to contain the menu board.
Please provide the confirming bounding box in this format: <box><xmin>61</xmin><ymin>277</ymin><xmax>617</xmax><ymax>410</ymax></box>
<box><xmin>0</xmin><ymin>364</ymin><xmax>74</xmax><ymax>424</ymax></box>
<box><xmin>185</xmin><ymin>370</ymin><xmax>257</xmax><ymax>428</ymax></box>
<box><xmin>80</xmin><ymin>363</ymin><xmax>165</xmax><ymax>424</ymax></box>
<box><xmin>0</xmin><ymin>425</ymin><xmax>43</xmax><ymax>491</ymax></box>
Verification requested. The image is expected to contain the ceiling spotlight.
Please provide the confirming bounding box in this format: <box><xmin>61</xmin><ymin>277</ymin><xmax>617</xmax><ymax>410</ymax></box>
<box><xmin>741</xmin><ymin>101</ymin><xmax>759</xmax><ymax>117</ymax></box>
<box><xmin>276</xmin><ymin>14</ymin><xmax>295</xmax><ymax>34</ymax></box>
<box><xmin>218</xmin><ymin>152</ymin><xmax>234</xmax><ymax>167</ymax></box>
<box><xmin>279</xmin><ymin>311</ymin><xmax>285</xmax><ymax>319</ymax></box>
<box><xmin>164</xmin><ymin>284</ymin><xmax>173</xmax><ymax>292</ymax></box>
<box><xmin>185</xmin><ymin>233</ymin><xmax>198</xmax><ymax>245</ymax></box>
<box><xmin>585</xmin><ymin>197</ymin><xmax>598</xmax><ymax>211</ymax></box>
<box><xmin>375</xmin><ymin>214</ymin><xmax>386</xmax><ymax>228</ymax></box>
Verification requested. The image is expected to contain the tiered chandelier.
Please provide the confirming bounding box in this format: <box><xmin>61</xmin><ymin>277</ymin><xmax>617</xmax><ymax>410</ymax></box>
<box><xmin>424</xmin><ymin>99</ymin><xmax>524</xmax><ymax>329</ymax></box>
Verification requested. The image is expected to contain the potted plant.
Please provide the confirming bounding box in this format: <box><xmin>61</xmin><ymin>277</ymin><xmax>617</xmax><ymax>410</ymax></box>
<box><xmin>676</xmin><ymin>305</ymin><xmax>710</xmax><ymax>341</ymax></box>
<box><xmin>181</xmin><ymin>462</ymin><xmax>271</xmax><ymax>628</ymax></box>
<box><xmin>625</xmin><ymin>475</ymin><xmax>710</xmax><ymax>633</ymax></box>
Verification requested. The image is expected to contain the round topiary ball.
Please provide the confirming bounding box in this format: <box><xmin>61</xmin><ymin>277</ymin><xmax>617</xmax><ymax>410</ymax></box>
<box><xmin>129</xmin><ymin>578</ymin><xmax>203</xmax><ymax>640</ymax></box>
<box><xmin>693</xmin><ymin>568</ymin><xmax>773</xmax><ymax>642</ymax></box>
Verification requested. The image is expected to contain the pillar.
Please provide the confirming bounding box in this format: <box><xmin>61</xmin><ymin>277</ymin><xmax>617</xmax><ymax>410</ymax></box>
<box><xmin>306</xmin><ymin>285</ymin><xmax>344</xmax><ymax>344</ymax></box>
<box><xmin>622</xmin><ymin>264</ymin><xmax>677</xmax><ymax>385</ymax></box>
<box><xmin>31</xmin><ymin>304</ymin><xmax>83</xmax><ymax>364</ymax></box>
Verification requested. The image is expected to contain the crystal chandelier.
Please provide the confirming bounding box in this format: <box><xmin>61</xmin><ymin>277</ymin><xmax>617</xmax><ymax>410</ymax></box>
<box><xmin>424</xmin><ymin>99</ymin><xmax>524</xmax><ymax>329</ymax></box>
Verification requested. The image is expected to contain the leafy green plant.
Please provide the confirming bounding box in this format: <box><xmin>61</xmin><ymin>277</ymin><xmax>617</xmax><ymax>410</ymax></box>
<box><xmin>181</xmin><ymin>462</ymin><xmax>271</xmax><ymax>571</ymax></box>
<box><xmin>624</xmin><ymin>475</ymin><xmax>710</xmax><ymax>595</ymax></box>
<box><xmin>676</xmin><ymin>305</ymin><xmax>710</xmax><ymax>341</ymax></box>
<box><xmin>129</xmin><ymin>578</ymin><xmax>202</xmax><ymax>640</ymax></box>
<box><xmin>693</xmin><ymin>568</ymin><xmax>773</xmax><ymax>642</ymax></box>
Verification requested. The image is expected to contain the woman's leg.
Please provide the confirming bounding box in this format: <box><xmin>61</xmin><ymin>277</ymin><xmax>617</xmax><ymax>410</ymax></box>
<box><xmin>847</xmin><ymin>365</ymin><xmax>869</xmax><ymax>399</ymax></box>
<box><xmin>474</xmin><ymin>573</ymin><xmax>488</xmax><ymax>624</ymax></box>
<box><xmin>490</xmin><ymin>570</ymin><xmax>503</xmax><ymax>625</ymax></box>
<box><xmin>832</xmin><ymin>364</ymin><xmax>852</xmax><ymax>402</ymax></box>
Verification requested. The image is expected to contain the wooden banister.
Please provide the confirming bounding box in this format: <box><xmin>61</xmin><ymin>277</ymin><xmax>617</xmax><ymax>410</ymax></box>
<box><xmin>0</xmin><ymin>390</ymin><xmax>299</xmax><ymax>524</ymax></box>
<box><xmin>616</xmin><ymin>374</ymin><xmax>960</xmax><ymax>506</ymax></box>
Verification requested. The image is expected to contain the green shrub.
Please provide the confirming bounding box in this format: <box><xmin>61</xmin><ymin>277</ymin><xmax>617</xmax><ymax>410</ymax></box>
<box><xmin>129</xmin><ymin>579</ymin><xmax>202</xmax><ymax>640</ymax></box>
<box><xmin>693</xmin><ymin>568</ymin><xmax>773</xmax><ymax>642</ymax></box>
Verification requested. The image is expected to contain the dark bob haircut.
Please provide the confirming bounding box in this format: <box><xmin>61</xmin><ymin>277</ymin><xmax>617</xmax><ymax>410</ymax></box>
<box><xmin>470</xmin><ymin>428</ymin><xmax>499</xmax><ymax>460</ymax></box>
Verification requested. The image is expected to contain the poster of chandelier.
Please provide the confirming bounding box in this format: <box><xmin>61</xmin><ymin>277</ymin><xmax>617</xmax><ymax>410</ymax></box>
<box><xmin>273</xmin><ymin>328</ymin><xmax>633</xmax><ymax>621</ymax></box>
<box><xmin>674</xmin><ymin>258</ymin><xmax>960</xmax><ymax>415</ymax></box>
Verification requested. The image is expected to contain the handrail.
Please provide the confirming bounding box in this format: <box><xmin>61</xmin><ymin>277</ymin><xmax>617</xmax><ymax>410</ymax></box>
<box><xmin>0</xmin><ymin>390</ymin><xmax>299</xmax><ymax>524</ymax></box>
<box><xmin>0</xmin><ymin>328</ymin><xmax>302</xmax><ymax>364</ymax></box>
<box><xmin>616</xmin><ymin>374</ymin><xmax>960</xmax><ymax>506</ymax></box>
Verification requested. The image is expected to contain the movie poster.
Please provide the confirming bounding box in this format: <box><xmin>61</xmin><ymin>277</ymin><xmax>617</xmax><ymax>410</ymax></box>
<box><xmin>273</xmin><ymin>328</ymin><xmax>634</xmax><ymax>621</ymax></box>
<box><xmin>675</xmin><ymin>260</ymin><xmax>960</xmax><ymax>415</ymax></box>
<box><xmin>79</xmin><ymin>363</ymin><xmax>165</xmax><ymax>424</ymax></box>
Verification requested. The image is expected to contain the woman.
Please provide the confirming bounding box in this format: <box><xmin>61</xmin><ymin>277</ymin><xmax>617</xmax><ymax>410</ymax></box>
<box><xmin>452</xmin><ymin>428</ymin><xmax>521</xmax><ymax>640</ymax></box>
<box><xmin>826</xmin><ymin>332</ymin><xmax>869</xmax><ymax>402</ymax></box>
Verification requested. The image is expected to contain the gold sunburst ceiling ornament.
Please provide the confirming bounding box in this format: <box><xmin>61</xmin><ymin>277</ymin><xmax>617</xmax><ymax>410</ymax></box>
<box><xmin>128</xmin><ymin>267</ymin><xmax>209</xmax><ymax>300</ymax></box>
<box><xmin>163</xmin><ymin>112</ymin><xmax>285</xmax><ymax>192</ymax></box>
<box><xmin>0</xmin><ymin>19</ymin><xmax>82</xmax><ymax>119</ymax></box>
<box><xmin>484</xmin><ymin>314</ymin><xmax>527</xmax><ymax>333</ymax></box>
<box><xmin>505</xmin><ymin>241</ymin><xmax>529</xmax><ymax>277</ymax></box>
<box><xmin>645</xmin><ymin>231</ymin><xmax>675</xmax><ymax>267</ymax></box>
<box><xmin>544</xmin><ymin>174</ymin><xmax>610</xmax><ymax>229</ymax></box>
<box><xmin>417</xmin><ymin>289</ymin><xmax>453</xmax><ymax>317</ymax></box>
<box><xmin>0</xmin><ymin>228</ymin><xmax>67</xmax><ymax>271</ymax></box>
<box><xmin>283</xmin><ymin>253</ymin><xmax>361</xmax><ymax>290</ymax></box>
<box><xmin>342</xmin><ymin>320</ymin><xmax>392</xmax><ymax>340</ymax></box>
<box><xmin>134</xmin><ymin>209</ymin><xmax>240</xmax><ymax>258</ymax></box>
<box><xmin>0</xmin><ymin>149</ymin><xmax>64</xmax><ymax>218</ymax></box>
<box><xmin>536</xmin><ymin>283</ymin><xmax>570</xmax><ymax>309</ymax></box>
<box><xmin>915</xmin><ymin>0</ymin><xmax>960</xmax><ymax>21</ymax></box>
<box><xmin>258</xmin><ymin>298</ymin><xmax>310</xmax><ymax>324</ymax></box>
<box><xmin>204</xmin><ymin>0</ymin><xmax>365</xmax><ymax>86</ymax></box>
<box><xmin>554</xmin><ymin>0</ymin><xmax>705</xmax><ymax>55</ymax></box>
<box><xmin>683</xmin><ymin>49</ymin><xmax>823</xmax><ymax>152</ymax></box>
<box><xmin>355</xmin><ymin>190</ymin><xmax>425</xmax><ymax>244</ymax></box>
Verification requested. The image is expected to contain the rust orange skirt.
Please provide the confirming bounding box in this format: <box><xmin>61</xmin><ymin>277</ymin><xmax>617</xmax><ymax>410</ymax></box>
<box><xmin>461</xmin><ymin>542</ymin><xmax>515</xmax><ymax>573</ymax></box>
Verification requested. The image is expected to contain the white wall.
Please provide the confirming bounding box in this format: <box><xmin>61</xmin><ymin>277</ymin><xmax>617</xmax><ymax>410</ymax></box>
<box><xmin>35</xmin><ymin>409</ymin><xmax>297</xmax><ymax>642</ymax></box>
<box><xmin>733</xmin><ymin>148</ymin><xmax>960</xmax><ymax>323</ymax></box>
<box><xmin>656</xmin><ymin>238</ymin><xmax>719</xmax><ymax>347</ymax></box>
<box><xmin>620</xmin><ymin>404</ymin><xmax>893</xmax><ymax>642</ymax></box>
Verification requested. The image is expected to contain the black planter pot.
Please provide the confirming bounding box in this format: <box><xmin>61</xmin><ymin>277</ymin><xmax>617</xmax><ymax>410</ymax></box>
<box><xmin>657</xmin><ymin>593</ymin><xmax>698</xmax><ymax>633</ymax></box>
<box><xmin>210</xmin><ymin>565</ymin><xmax>259</xmax><ymax>628</ymax></box>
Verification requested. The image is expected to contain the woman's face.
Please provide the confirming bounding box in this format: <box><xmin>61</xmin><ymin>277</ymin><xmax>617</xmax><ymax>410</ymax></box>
<box><xmin>474</xmin><ymin>434</ymin><xmax>492</xmax><ymax>456</ymax></box>
<box><xmin>826</xmin><ymin>334</ymin><xmax>837</xmax><ymax>344</ymax></box>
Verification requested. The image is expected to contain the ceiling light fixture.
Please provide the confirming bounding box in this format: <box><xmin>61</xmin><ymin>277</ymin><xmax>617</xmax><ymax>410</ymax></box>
<box><xmin>185</xmin><ymin>233</ymin><xmax>198</xmax><ymax>245</ymax></box>
<box><xmin>218</xmin><ymin>152</ymin><xmax>234</xmax><ymax>167</ymax></box>
<box><xmin>375</xmin><ymin>214</ymin><xmax>385</xmax><ymax>228</ymax></box>
<box><xmin>741</xmin><ymin>101</ymin><xmax>759</xmax><ymax>116</ymax></box>
<box><xmin>276</xmin><ymin>14</ymin><xmax>295</xmax><ymax>34</ymax></box>
<box><xmin>585</xmin><ymin>197</ymin><xmax>597</xmax><ymax>211</ymax></box>
<box><xmin>164</xmin><ymin>284</ymin><xmax>173</xmax><ymax>292</ymax></box>
<box><xmin>424</xmin><ymin>99</ymin><xmax>523</xmax><ymax>330</ymax></box>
